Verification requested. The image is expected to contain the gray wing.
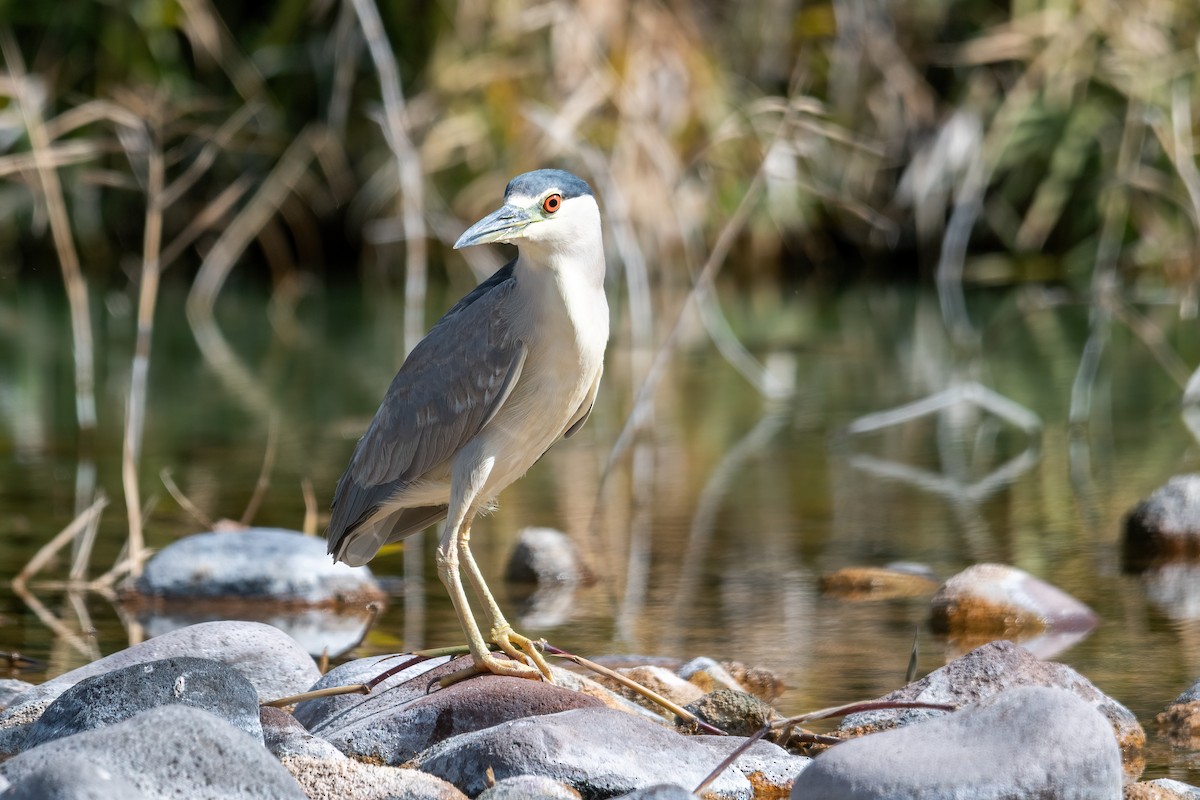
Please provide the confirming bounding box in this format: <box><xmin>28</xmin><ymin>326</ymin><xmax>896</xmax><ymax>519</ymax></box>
<box><xmin>327</xmin><ymin>262</ymin><xmax>525</xmax><ymax>551</ymax></box>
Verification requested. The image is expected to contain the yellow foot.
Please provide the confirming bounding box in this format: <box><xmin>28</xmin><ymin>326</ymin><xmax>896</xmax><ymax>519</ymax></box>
<box><xmin>437</xmin><ymin>648</ymin><xmax>549</xmax><ymax>688</ymax></box>
<box><xmin>490</xmin><ymin>626</ymin><xmax>554</xmax><ymax>682</ymax></box>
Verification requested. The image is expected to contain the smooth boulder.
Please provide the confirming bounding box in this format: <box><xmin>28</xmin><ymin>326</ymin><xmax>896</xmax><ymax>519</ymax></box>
<box><xmin>794</xmin><ymin>686</ymin><xmax>1120</xmax><ymax>799</ymax></box>
<box><xmin>0</xmin><ymin>705</ymin><xmax>306</xmax><ymax>799</ymax></box>
<box><xmin>1124</xmin><ymin>474</ymin><xmax>1200</xmax><ymax>569</ymax></box>
<box><xmin>410</xmin><ymin>706</ymin><xmax>752</xmax><ymax>799</ymax></box>
<box><xmin>23</xmin><ymin>657</ymin><xmax>262</xmax><ymax>750</ymax></box>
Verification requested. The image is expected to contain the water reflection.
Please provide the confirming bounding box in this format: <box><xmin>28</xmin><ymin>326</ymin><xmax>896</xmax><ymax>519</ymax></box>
<box><xmin>1</xmin><ymin>281</ymin><xmax>1198</xmax><ymax>780</ymax></box>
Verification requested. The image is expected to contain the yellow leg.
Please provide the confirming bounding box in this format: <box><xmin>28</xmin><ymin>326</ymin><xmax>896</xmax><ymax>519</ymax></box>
<box><xmin>459</xmin><ymin>521</ymin><xmax>553</xmax><ymax>682</ymax></box>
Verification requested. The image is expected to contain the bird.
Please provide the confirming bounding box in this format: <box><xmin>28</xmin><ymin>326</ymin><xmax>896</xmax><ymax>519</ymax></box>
<box><xmin>327</xmin><ymin>169</ymin><xmax>608</xmax><ymax>681</ymax></box>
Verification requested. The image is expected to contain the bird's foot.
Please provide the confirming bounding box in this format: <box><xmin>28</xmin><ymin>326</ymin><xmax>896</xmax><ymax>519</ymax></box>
<box><xmin>490</xmin><ymin>625</ymin><xmax>554</xmax><ymax>682</ymax></box>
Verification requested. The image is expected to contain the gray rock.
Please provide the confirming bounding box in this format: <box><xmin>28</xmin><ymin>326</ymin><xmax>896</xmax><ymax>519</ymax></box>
<box><xmin>278</xmin><ymin>754</ymin><xmax>466</xmax><ymax>800</ymax></box>
<box><xmin>0</xmin><ymin>755</ymin><xmax>139</xmax><ymax>799</ymax></box>
<box><xmin>293</xmin><ymin>652</ymin><xmax>453</xmax><ymax>731</ymax></box>
<box><xmin>300</xmin><ymin>653</ymin><xmax>604</xmax><ymax>764</ymax></box>
<box><xmin>0</xmin><ymin>681</ymin><xmax>33</xmax><ymax>711</ymax></box>
<box><xmin>792</xmin><ymin>686</ymin><xmax>1121</xmax><ymax>799</ymax></box>
<box><xmin>411</xmin><ymin>707</ymin><xmax>752</xmax><ymax>799</ymax></box>
<box><xmin>0</xmin><ymin>621</ymin><xmax>318</xmax><ymax>756</ymax></box>
<box><xmin>505</xmin><ymin>527</ymin><xmax>587</xmax><ymax>584</ymax></box>
<box><xmin>1126</xmin><ymin>779</ymin><xmax>1200</xmax><ymax>799</ymax></box>
<box><xmin>133</xmin><ymin>528</ymin><xmax>385</xmax><ymax>604</ymax></box>
<box><xmin>613</xmin><ymin>787</ymin><xmax>697</xmax><ymax>799</ymax></box>
<box><xmin>1124</xmin><ymin>474</ymin><xmax>1200</xmax><ymax>569</ymax></box>
<box><xmin>261</xmin><ymin>706</ymin><xmax>346</xmax><ymax>761</ymax></box>
<box><xmin>929</xmin><ymin>563</ymin><xmax>1097</xmax><ymax>635</ymax></box>
<box><xmin>477</xmin><ymin>775</ymin><xmax>583</xmax><ymax>799</ymax></box>
<box><xmin>24</xmin><ymin>657</ymin><xmax>261</xmax><ymax>750</ymax></box>
<box><xmin>680</xmin><ymin>689</ymin><xmax>773</xmax><ymax>736</ymax></box>
<box><xmin>1</xmin><ymin>705</ymin><xmax>306</xmax><ymax>799</ymax></box>
<box><xmin>838</xmin><ymin>640</ymin><xmax>1144</xmax><ymax>762</ymax></box>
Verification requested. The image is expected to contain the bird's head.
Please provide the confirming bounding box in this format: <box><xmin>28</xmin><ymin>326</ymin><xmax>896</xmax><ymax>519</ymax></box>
<box><xmin>454</xmin><ymin>169</ymin><xmax>600</xmax><ymax>257</ymax></box>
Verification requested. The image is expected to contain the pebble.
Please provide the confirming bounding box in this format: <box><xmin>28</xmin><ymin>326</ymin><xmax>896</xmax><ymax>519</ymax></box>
<box><xmin>1157</xmin><ymin>679</ymin><xmax>1200</xmax><ymax>749</ymax></box>
<box><xmin>792</xmin><ymin>686</ymin><xmax>1121</xmax><ymax>799</ymax></box>
<box><xmin>590</xmin><ymin>665</ymin><xmax>704</xmax><ymax>715</ymax></box>
<box><xmin>1123</xmin><ymin>474</ymin><xmax>1200</xmax><ymax>569</ymax></box>
<box><xmin>819</xmin><ymin>565</ymin><xmax>940</xmax><ymax>600</ymax></box>
<box><xmin>691</xmin><ymin>736</ymin><xmax>811</xmax><ymax>796</ymax></box>
<box><xmin>410</xmin><ymin>706</ymin><xmax>753</xmax><ymax>799</ymax></box>
<box><xmin>504</xmin><ymin>527</ymin><xmax>588</xmax><ymax>585</ymax></box>
<box><xmin>929</xmin><ymin>563</ymin><xmax>1098</xmax><ymax>635</ymax></box>
<box><xmin>680</xmin><ymin>689</ymin><xmax>774</xmax><ymax>736</ymax></box>
<box><xmin>0</xmin><ymin>705</ymin><xmax>307</xmax><ymax>799</ymax></box>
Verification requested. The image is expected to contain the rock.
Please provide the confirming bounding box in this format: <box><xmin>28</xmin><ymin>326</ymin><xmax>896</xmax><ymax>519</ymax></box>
<box><xmin>1124</xmin><ymin>475</ymin><xmax>1200</xmax><ymax>569</ymax></box>
<box><xmin>298</xmin><ymin>653</ymin><xmax>604</xmax><ymax>765</ymax></box>
<box><xmin>691</xmin><ymin>736</ymin><xmax>811</xmax><ymax>796</ymax></box>
<box><xmin>504</xmin><ymin>527</ymin><xmax>588</xmax><ymax>585</ymax></box>
<box><xmin>279</xmin><ymin>754</ymin><xmax>466</xmax><ymax>800</ymax></box>
<box><xmin>929</xmin><ymin>563</ymin><xmax>1098</xmax><ymax>635</ymax></box>
<box><xmin>591</xmin><ymin>666</ymin><xmax>704</xmax><ymax>716</ymax></box>
<box><xmin>838</xmin><ymin>640</ymin><xmax>1144</xmax><ymax>770</ymax></box>
<box><xmin>678</xmin><ymin>658</ymin><xmax>747</xmax><ymax>695</ymax></box>
<box><xmin>680</xmin><ymin>689</ymin><xmax>773</xmax><ymax>737</ymax></box>
<box><xmin>23</xmin><ymin>657</ymin><xmax>261</xmax><ymax>751</ymax></box>
<box><xmin>0</xmin><ymin>621</ymin><xmax>318</xmax><ymax>756</ymax></box>
<box><xmin>261</xmin><ymin>706</ymin><xmax>346</xmax><ymax>761</ymax></box>
<box><xmin>819</xmin><ymin>566</ymin><xmax>939</xmax><ymax>600</ymax></box>
<box><xmin>136</xmin><ymin>607</ymin><xmax>378</xmax><ymax>661</ymax></box>
<box><xmin>1157</xmin><ymin>680</ymin><xmax>1200</xmax><ymax>749</ymax></box>
<box><xmin>0</xmin><ymin>755</ymin><xmax>138</xmax><ymax>799</ymax></box>
<box><xmin>477</xmin><ymin>775</ymin><xmax>583</xmax><ymax>799</ymax></box>
<box><xmin>792</xmin><ymin>686</ymin><xmax>1121</xmax><ymax>799</ymax></box>
<box><xmin>613</xmin><ymin>787</ymin><xmax>697</xmax><ymax>799</ymax></box>
<box><xmin>410</xmin><ymin>707</ymin><xmax>752</xmax><ymax>799</ymax></box>
<box><xmin>718</xmin><ymin>662</ymin><xmax>785</xmax><ymax>704</ymax></box>
<box><xmin>1144</xmin><ymin>563</ymin><xmax>1200</xmax><ymax>620</ymax></box>
<box><xmin>0</xmin><ymin>681</ymin><xmax>33</xmax><ymax>711</ymax></box>
<box><xmin>131</xmin><ymin>528</ymin><xmax>385</xmax><ymax>605</ymax></box>
<box><xmin>1</xmin><ymin>705</ymin><xmax>306</xmax><ymax>799</ymax></box>
<box><xmin>1125</xmin><ymin>779</ymin><xmax>1200</xmax><ymax>799</ymax></box>
<box><xmin>293</xmin><ymin>652</ymin><xmax>453</xmax><ymax>730</ymax></box>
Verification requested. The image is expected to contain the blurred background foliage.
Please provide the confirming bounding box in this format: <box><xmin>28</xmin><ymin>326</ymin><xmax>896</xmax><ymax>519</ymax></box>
<box><xmin>1</xmin><ymin>0</ymin><xmax>1198</xmax><ymax>296</ymax></box>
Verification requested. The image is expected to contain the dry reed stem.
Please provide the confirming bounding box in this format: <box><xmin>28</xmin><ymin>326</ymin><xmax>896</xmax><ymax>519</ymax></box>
<box><xmin>14</xmin><ymin>494</ymin><xmax>108</xmax><ymax>588</ymax></box>
<box><xmin>160</xmin><ymin>468</ymin><xmax>217</xmax><ymax>529</ymax></box>
<box><xmin>239</xmin><ymin>417</ymin><xmax>279</xmax><ymax>526</ymax></box>
<box><xmin>1</xmin><ymin>31</ymin><xmax>97</xmax><ymax>434</ymax></box>
<box><xmin>349</xmin><ymin>0</ymin><xmax>428</xmax><ymax>356</ymax></box>
<box><xmin>301</xmin><ymin>478</ymin><xmax>318</xmax><ymax>536</ymax></box>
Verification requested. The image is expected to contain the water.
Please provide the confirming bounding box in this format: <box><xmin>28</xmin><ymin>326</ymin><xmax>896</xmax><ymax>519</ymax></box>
<box><xmin>1</xmin><ymin>277</ymin><xmax>1198</xmax><ymax>780</ymax></box>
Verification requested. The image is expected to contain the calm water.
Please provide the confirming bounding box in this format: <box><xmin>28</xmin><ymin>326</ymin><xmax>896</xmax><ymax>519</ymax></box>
<box><xmin>1</xmin><ymin>276</ymin><xmax>1198</xmax><ymax>780</ymax></box>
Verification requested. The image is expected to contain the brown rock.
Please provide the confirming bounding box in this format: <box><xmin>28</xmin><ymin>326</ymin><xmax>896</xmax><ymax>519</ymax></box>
<box><xmin>820</xmin><ymin>566</ymin><xmax>939</xmax><ymax>600</ymax></box>
<box><xmin>1124</xmin><ymin>475</ymin><xmax>1200</xmax><ymax>570</ymax></box>
<box><xmin>930</xmin><ymin>563</ymin><xmax>1097</xmax><ymax>635</ymax></box>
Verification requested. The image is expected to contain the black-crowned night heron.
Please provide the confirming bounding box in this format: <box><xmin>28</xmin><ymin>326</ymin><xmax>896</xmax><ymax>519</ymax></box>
<box><xmin>328</xmin><ymin>169</ymin><xmax>608</xmax><ymax>681</ymax></box>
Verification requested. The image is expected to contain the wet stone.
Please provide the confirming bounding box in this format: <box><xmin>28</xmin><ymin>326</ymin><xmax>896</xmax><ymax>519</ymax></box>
<box><xmin>929</xmin><ymin>562</ymin><xmax>1098</xmax><ymax>635</ymax></box>
<box><xmin>1157</xmin><ymin>680</ymin><xmax>1200</xmax><ymax>749</ymax></box>
<box><xmin>476</xmin><ymin>775</ymin><xmax>583</xmax><ymax>799</ymax></box>
<box><xmin>1124</xmin><ymin>779</ymin><xmax>1200</xmax><ymax>799</ymax></box>
<box><xmin>1124</xmin><ymin>475</ymin><xmax>1200</xmax><ymax>570</ymax></box>
<box><xmin>819</xmin><ymin>565</ymin><xmax>940</xmax><ymax>600</ymax></box>
<box><xmin>131</xmin><ymin>527</ymin><xmax>385</xmax><ymax>605</ymax></box>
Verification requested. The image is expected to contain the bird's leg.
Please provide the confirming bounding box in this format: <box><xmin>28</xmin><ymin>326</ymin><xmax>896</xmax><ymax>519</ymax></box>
<box><xmin>458</xmin><ymin>521</ymin><xmax>554</xmax><ymax>682</ymax></box>
<box><xmin>434</xmin><ymin>510</ymin><xmax>492</xmax><ymax>669</ymax></box>
<box><xmin>436</xmin><ymin>458</ymin><xmax>545</xmax><ymax>682</ymax></box>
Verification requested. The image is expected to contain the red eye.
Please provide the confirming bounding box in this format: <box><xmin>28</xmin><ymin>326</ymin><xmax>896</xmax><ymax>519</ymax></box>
<box><xmin>542</xmin><ymin>193</ymin><xmax>562</xmax><ymax>213</ymax></box>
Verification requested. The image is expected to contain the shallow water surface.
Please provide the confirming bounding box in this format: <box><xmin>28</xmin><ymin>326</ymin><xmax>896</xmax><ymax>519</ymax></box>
<box><xmin>1</xmin><ymin>279</ymin><xmax>1198</xmax><ymax>780</ymax></box>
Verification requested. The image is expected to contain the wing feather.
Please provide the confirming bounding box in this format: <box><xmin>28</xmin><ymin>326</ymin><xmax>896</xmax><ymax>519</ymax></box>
<box><xmin>327</xmin><ymin>261</ymin><xmax>524</xmax><ymax>551</ymax></box>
